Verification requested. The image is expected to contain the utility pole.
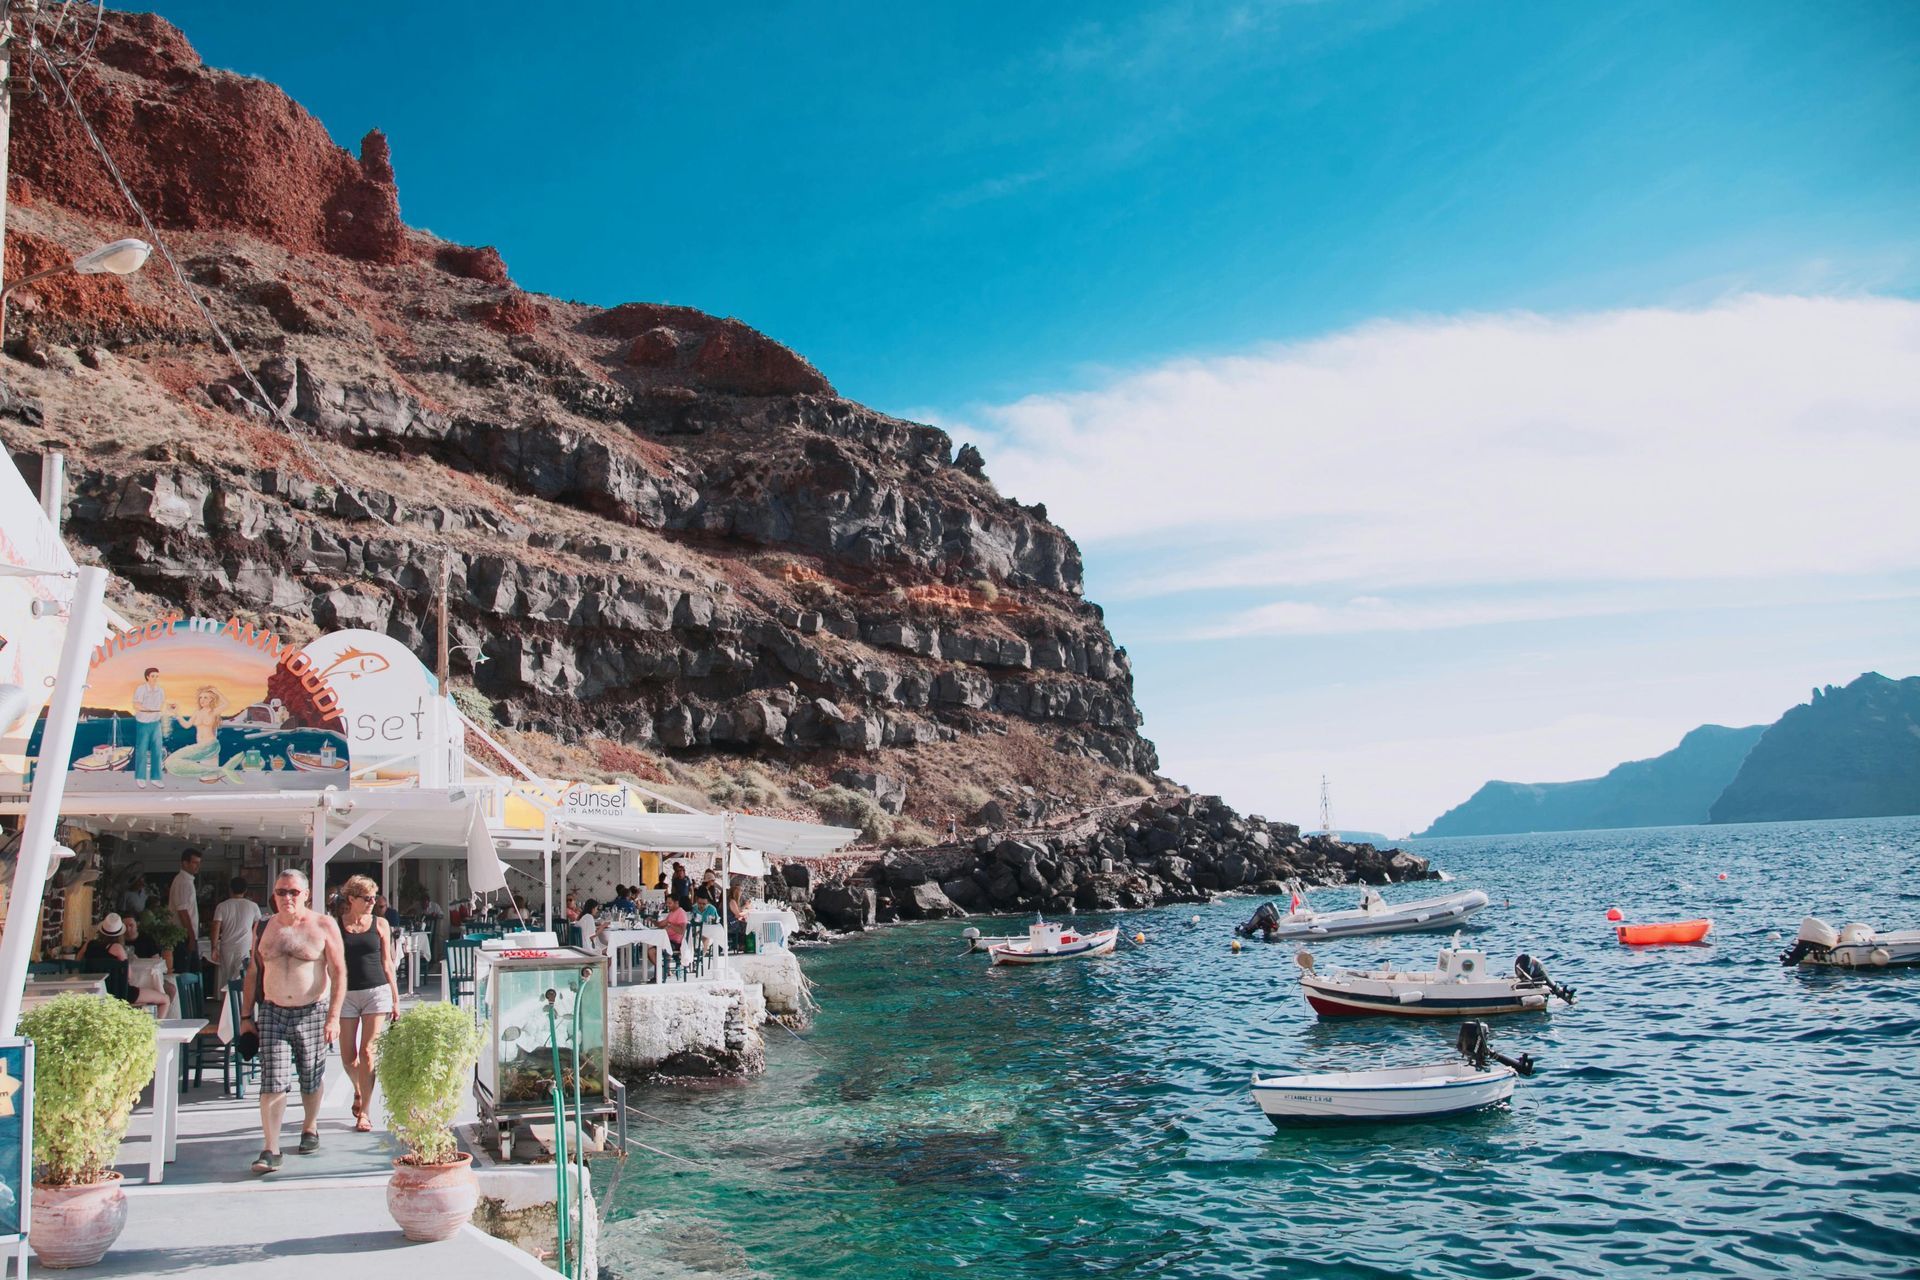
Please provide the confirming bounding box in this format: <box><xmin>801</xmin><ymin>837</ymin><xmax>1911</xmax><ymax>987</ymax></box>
<box><xmin>435</xmin><ymin>549</ymin><xmax>450</xmax><ymax>685</ymax></box>
<box><xmin>2</xmin><ymin>3</ymin><xmax>17</xmax><ymax>310</ymax></box>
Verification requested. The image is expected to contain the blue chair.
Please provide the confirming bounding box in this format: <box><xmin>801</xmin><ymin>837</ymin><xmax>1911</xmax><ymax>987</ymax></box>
<box><xmin>445</xmin><ymin>938</ymin><xmax>480</xmax><ymax>1006</ymax></box>
<box><xmin>224</xmin><ymin>978</ymin><xmax>258</xmax><ymax>1097</ymax></box>
<box><xmin>175</xmin><ymin>972</ymin><xmax>219</xmax><ymax>1091</ymax></box>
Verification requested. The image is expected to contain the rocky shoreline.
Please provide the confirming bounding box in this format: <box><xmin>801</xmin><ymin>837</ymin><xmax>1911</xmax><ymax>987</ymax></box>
<box><xmin>762</xmin><ymin>793</ymin><xmax>1433</xmax><ymax>933</ymax></box>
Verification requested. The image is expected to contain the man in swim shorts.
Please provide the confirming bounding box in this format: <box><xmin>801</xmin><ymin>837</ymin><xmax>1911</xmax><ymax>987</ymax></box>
<box><xmin>240</xmin><ymin>868</ymin><xmax>346</xmax><ymax>1174</ymax></box>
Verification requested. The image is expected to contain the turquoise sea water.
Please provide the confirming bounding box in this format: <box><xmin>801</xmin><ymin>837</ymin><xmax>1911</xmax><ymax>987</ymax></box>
<box><xmin>605</xmin><ymin>817</ymin><xmax>1920</xmax><ymax>1279</ymax></box>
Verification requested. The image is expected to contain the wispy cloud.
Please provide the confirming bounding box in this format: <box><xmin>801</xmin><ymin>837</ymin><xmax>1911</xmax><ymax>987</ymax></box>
<box><xmin>953</xmin><ymin>294</ymin><xmax>1920</xmax><ymax>632</ymax></box>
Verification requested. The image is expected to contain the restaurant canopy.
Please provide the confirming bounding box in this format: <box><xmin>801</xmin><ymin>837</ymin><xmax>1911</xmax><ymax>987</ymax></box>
<box><xmin>0</xmin><ymin>786</ymin><xmax>512</xmax><ymax>901</ymax></box>
<box><xmin>542</xmin><ymin>808</ymin><xmax>860</xmax><ymax>920</ymax></box>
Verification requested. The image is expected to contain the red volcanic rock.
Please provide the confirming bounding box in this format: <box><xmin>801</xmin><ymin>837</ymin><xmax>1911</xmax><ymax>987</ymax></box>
<box><xmin>623</xmin><ymin>327</ymin><xmax>685</xmax><ymax>369</ymax></box>
<box><xmin>586</xmin><ymin>303</ymin><xmax>834</xmax><ymax>397</ymax></box>
<box><xmin>435</xmin><ymin>244</ymin><xmax>511</xmax><ymax>284</ymax></box>
<box><xmin>11</xmin><ymin>12</ymin><xmax>406</xmax><ymax>264</ymax></box>
<box><xmin>474</xmin><ymin>294</ymin><xmax>550</xmax><ymax>335</ymax></box>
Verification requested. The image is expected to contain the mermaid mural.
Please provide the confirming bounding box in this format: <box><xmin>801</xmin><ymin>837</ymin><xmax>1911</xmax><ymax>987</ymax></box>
<box><xmin>5</xmin><ymin>615</ymin><xmax>350</xmax><ymax>794</ymax></box>
<box><xmin>163</xmin><ymin>685</ymin><xmax>247</xmax><ymax>785</ymax></box>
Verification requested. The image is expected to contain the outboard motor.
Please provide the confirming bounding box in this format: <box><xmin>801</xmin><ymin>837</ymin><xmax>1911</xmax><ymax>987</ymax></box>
<box><xmin>1514</xmin><ymin>953</ymin><xmax>1576</xmax><ymax>1005</ymax></box>
<box><xmin>1235</xmin><ymin>902</ymin><xmax>1282</xmax><ymax>940</ymax></box>
<box><xmin>1780</xmin><ymin>916</ymin><xmax>1837</xmax><ymax>966</ymax></box>
<box><xmin>1456</xmin><ymin>1020</ymin><xmax>1535</xmax><ymax>1077</ymax></box>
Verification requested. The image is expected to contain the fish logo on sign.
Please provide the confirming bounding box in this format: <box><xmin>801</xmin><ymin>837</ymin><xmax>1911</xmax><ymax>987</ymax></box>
<box><xmin>315</xmin><ymin>648</ymin><xmax>393</xmax><ymax>684</ymax></box>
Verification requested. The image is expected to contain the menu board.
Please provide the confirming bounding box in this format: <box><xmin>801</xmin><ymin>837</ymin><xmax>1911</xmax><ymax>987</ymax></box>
<box><xmin>0</xmin><ymin>1038</ymin><xmax>31</xmax><ymax>1245</ymax></box>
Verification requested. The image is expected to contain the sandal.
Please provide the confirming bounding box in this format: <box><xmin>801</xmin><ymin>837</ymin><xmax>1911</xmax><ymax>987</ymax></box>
<box><xmin>354</xmin><ymin>1112</ymin><xmax>373</xmax><ymax>1133</ymax></box>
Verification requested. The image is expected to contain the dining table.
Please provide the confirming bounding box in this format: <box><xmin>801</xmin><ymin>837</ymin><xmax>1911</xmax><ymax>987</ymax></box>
<box><xmin>601</xmin><ymin>927</ymin><xmax>669</xmax><ymax>985</ymax></box>
<box><xmin>396</xmin><ymin>930</ymin><xmax>433</xmax><ymax>993</ymax></box>
<box><xmin>141</xmin><ymin>1018</ymin><xmax>207</xmax><ymax>1184</ymax></box>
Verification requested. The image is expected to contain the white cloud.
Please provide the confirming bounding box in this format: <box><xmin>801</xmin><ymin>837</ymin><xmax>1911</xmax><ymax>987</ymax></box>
<box><xmin>963</xmin><ymin>295</ymin><xmax>1920</xmax><ymax>617</ymax></box>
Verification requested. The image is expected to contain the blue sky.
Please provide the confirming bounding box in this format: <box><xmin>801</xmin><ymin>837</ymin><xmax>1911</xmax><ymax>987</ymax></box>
<box><xmin>152</xmin><ymin>1</ymin><xmax>1920</xmax><ymax>833</ymax></box>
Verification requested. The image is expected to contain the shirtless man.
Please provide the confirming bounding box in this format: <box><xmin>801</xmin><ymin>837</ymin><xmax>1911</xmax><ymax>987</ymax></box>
<box><xmin>240</xmin><ymin>869</ymin><xmax>346</xmax><ymax>1174</ymax></box>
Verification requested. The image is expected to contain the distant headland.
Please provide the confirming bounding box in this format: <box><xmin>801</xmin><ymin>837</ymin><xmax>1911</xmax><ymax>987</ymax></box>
<box><xmin>1419</xmin><ymin>672</ymin><xmax>1920</xmax><ymax>837</ymax></box>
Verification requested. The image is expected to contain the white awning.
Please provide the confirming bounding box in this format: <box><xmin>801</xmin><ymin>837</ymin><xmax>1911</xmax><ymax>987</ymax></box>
<box><xmin>562</xmin><ymin>810</ymin><xmax>858</xmax><ymax>859</ymax></box>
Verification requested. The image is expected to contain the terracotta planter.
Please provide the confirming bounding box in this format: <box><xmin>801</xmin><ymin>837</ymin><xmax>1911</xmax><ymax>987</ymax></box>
<box><xmin>388</xmin><ymin>1151</ymin><xmax>478</xmax><ymax>1242</ymax></box>
<box><xmin>30</xmin><ymin>1174</ymin><xmax>128</xmax><ymax>1269</ymax></box>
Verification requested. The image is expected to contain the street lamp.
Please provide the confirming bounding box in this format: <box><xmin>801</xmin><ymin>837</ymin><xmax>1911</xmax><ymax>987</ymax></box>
<box><xmin>0</xmin><ymin>237</ymin><xmax>152</xmax><ymax>352</ymax></box>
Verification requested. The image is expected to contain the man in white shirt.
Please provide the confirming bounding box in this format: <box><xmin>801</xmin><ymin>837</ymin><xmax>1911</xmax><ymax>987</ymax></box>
<box><xmin>211</xmin><ymin>877</ymin><xmax>263</xmax><ymax>988</ymax></box>
<box><xmin>169</xmin><ymin>848</ymin><xmax>203</xmax><ymax>973</ymax></box>
<box><xmin>131</xmin><ymin>666</ymin><xmax>167</xmax><ymax>788</ymax></box>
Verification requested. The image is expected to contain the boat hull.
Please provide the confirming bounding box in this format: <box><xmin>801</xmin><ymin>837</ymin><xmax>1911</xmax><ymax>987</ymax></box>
<box><xmin>1616</xmin><ymin>919</ymin><xmax>1713</xmax><ymax>946</ymax></box>
<box><xmin>1793</xmin><ymin>939</ymin><xmax>1920</xmax><ymax>968</ymax></box>
<box><xmin>989</xmin><ymin>930</ymin><xmax>1118</xmax><ymax>965</ymax></box>
<box><xmin>1252</xmin><ymin>1064</ymin><xmax>1516</xmax><ymax>1122</ymax></box>
<box><xmin>1302</xmin><ymin>984</ymin><xmax>1549</xmax><ymax>1018</ymax></box>
<box><xmin>1266</xmin><ymin>890</ymin><xmax>1491</xmax><ymax>941</ymax></box>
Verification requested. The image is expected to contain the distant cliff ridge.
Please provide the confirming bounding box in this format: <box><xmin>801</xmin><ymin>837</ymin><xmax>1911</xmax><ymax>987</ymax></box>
<box><xmin>1709</xmin><ymin>674</ymin><xmax>1920</xmax><ymax>824</ymax></box>
<box><xmin>1419</xmin><ymin>723</ymin><xmax>1766</xmax><ymax>838</ymax></box>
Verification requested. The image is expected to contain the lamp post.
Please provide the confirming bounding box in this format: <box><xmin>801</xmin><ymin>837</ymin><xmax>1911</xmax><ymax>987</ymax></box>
<box><xmin>0</xmin><ymin>236</ymin><xmax>152</xmax><ymax>352</ymax></box>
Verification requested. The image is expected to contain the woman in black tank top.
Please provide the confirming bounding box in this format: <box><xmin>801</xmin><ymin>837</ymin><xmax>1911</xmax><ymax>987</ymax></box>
<box><xmin>336</xmin><ymin>875</ymin><xmax>398</xmax><ymax>1132</ymax></box>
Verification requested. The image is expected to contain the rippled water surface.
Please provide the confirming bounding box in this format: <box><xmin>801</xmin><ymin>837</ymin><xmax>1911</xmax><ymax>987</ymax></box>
<box><xmin>605</xmin><ymin>818</ymin><xmax>1920</xmax><ymax>1278</ymax></box>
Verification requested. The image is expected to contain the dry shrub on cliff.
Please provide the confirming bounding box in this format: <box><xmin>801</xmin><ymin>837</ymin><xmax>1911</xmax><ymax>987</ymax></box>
<box><xmin>954</xmin><ymin>783</ymin><xmax>993</xmax><ymax>815</ymax></box>
<box><xmin>810</xmin><ymin>785</ymin><xmax>892</xmax><ymax>845</ymax></box>
<box><xmin>699</xmin><ymin>764</ymin><xmax>791</xmax><ymax>812</ymax></box>
<box><xmin>450</xmin><ymin>685</ymin><xmax>496</xmax><ymax>729</ymax></box>
<box><xmin>890</xmin><ymin>819</ymin><xmax>937</xmax><ymax>848</ymax></box>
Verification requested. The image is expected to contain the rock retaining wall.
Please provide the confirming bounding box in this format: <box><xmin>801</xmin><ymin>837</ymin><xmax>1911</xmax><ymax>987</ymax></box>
<box><xmin>607</xmin><ymin>973</ymin><xmax>768</xmax><ymax>1078</ymax></box>
<box><xmin>769</xmin><ymin>793</ymin><xmax>1435</xmax><ymax>930</ymax></box>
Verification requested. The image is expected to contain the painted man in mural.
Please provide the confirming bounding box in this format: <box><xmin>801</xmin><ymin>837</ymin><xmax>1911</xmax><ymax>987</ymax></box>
<box><xmin>131</xmin><ymin>666</ymin><xmax>166</xmax><ymax>787</ymax></box>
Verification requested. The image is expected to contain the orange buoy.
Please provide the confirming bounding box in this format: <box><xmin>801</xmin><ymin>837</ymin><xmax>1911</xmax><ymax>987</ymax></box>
<box><xmin>1615</xmin><ymin>918</ymin><xmax>1713</xmax><ymax>946</ymax></box>
<box><xmin>1605</xmin><ymin>907</ymin><xmax>1624</xmax><ymax>922</ymax></box>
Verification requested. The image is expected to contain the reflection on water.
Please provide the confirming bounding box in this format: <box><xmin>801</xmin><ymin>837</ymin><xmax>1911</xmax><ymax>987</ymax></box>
<box><xmin>607</xmin><ymin>817</ymin><xmax>1920</xmax><ymax>1280</ymax></box>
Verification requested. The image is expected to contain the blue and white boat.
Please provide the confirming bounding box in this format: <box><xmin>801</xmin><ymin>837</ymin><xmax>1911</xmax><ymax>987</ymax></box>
<box><xmin>988</xmin><ymin>920</ymin><xmax>1118</xmax><ymax>965</ymax></box>
<box><xmin>1251</xmin><ymin>1023</ymin><xmax>1534</xmax><ymax>1123</ymax></box>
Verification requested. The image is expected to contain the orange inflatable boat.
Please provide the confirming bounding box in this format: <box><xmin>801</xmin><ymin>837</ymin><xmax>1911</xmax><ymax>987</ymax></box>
<box><xmin>1615</xmin><ymin>918</ymin><xmax>1713</xmax><ymax>945</ymax></box>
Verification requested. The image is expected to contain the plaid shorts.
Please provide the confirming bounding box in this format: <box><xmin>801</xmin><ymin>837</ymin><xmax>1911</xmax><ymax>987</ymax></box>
<box><xmin>258</xmin><ymin>1000</ymin><xmax>329</xmax><ymax>1095</ymax></box>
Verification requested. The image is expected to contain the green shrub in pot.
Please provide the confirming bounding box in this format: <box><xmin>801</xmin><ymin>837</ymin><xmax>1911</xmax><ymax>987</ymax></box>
<box><xmin>18</xmin><ymin>994</ymin><xmax>157</xmax><ymax>1185</ymax></box>
<box><xmin>377</xmin><ymin>1001</ymin><xmax>482</xmax><ymax>1165</ymax></box>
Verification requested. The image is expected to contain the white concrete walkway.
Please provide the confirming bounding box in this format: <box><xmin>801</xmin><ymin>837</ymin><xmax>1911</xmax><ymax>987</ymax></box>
<box><xmin>51</xmin><ymin>1024</ymin><xmax>551</xmax><ymax>1278</ymax></box>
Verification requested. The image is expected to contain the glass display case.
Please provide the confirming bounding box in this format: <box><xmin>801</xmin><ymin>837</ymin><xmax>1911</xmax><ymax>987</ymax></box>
<box><xmin>472</xmin><ymin>943</ymin><xmax>610</xmax><ymax>1148</ymax></box>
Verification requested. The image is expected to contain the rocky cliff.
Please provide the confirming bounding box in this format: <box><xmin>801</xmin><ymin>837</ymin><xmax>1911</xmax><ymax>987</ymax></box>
<box><xmin>1</xmin><ymin>9</ymin><xmax>1151</xmax><ymax>825</ymax></box>
<box><xmin>0</xmin><ymin>9</ymin><xmax>1432</xmax><ymax>898</ymax></box>
<box><xmin>1709</xmin><ymin>674</ymin><xmax>1920</xmax><ymax>824</ymax></box>
<box><xmin>1419</xmin><ymin>723</ymin><xmax>1766</xmax><ymax>837</ymax></box>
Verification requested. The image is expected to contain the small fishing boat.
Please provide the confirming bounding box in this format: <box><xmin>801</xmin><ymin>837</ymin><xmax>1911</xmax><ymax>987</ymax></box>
<box><xmin>73</xmin><ymin>742</ymin><xmax>134</xmax><ymax>772</ymax></box>
<box><xmin>1615</xmin><ymin>918</ymin><xmax>1712</xmax><ymax>945</ymax></box>
<box><xmin>1296</xmin><ymin>937</ymin><xmax>1575</xmax><ymax>1018</ymax></box>
<box><xmin>961</xmin><ymin>927</ymin><xmax>1030</xmax><ymax>954</ymax></box>
<box><xmin>1779</xmin><ymin>916</ymin><xmax>1920</xmax><ymax>969</ymax></box>
<box><xmin>988</xmin><ymin>920</ymin><xmax>1118</xmax><ymax>965</ymax></box>
<box><xmin>1235</xmin><ymin>887</ymin><xmax>1489</xmax><ymax>942</ymax></box>
<box><xmin>286</xmin><ymin>747</ymin><xmax>347</xmax><ymax>772</ymax></box>
<box><xmin>1251</xmin><ymin>1022</ymin><xmax>1534</xmax><ymax>1124</ymax></box>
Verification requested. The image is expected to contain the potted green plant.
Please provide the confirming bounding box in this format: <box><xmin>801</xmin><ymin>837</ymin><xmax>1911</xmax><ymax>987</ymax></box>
<box><xmin>136</xmin><ymin>906</ymin><xmax>187</xmax><ymax>960</ymax></box>
<box><xmin>18</xmin><ymin>994</ymin><xmax>157</xmax><ymax>1268</ymax></box>
<box><xmin>377</xmin><ymin>1001</ymin><xmax>483</xmax><ymax>1241</ymax></box>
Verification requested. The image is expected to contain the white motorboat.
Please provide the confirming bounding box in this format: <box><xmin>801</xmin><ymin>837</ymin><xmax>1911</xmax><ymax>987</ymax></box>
<box><xmin>1235</xmin><ymin>887</ymin><xmax>1490</xmax><ymax>942</ymax></box>
<box><xmin>1780</xmin><ymin>916</ymin><xmax>1920</xmax><ymax>969</ymax></box>
<box><xmin>961</xmin><ymin>927</ymin><xmax>1031</xmax><ymax>954</ymax></box>
<box><xmin>1252</xmin><ymin>1022</ymin><xmax>1533</xmax><ymax>1124</ymax></box>
<box><xmin>988</xmin><ymin>920</ymin><xmax>1118</xmax><ymax>965</ymax></box>
<box><xmin>1296</xmin><ymin>938</ymin><xmax>1575</xmax><ymax>1018</ymax></box>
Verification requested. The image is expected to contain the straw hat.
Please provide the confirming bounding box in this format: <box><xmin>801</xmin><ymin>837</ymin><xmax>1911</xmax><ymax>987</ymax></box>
<box><xmin>97</xmin><ymin>912</ymin><xmax>126</xmax><ymax>939</ymax></box>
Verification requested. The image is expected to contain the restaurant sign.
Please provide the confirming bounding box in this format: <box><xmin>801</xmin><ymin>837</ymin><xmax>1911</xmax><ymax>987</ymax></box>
<box><xmin>2</xmin><ymin>615</ymin><xmax>350</xmax><ymax>793</ymax></box>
